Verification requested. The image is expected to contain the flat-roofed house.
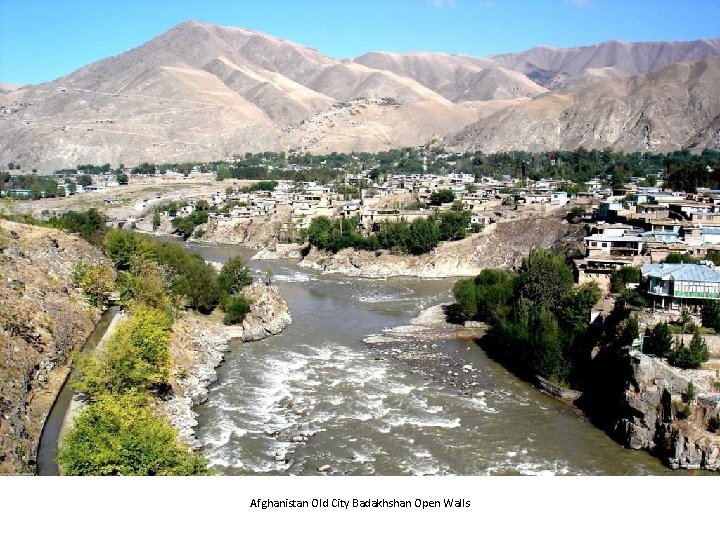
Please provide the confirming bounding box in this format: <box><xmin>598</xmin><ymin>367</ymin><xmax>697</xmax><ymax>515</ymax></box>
<box><xmin>585</xmin><ymin>233</ymin><xmax>645</xmax><ymax>257</ymax></box>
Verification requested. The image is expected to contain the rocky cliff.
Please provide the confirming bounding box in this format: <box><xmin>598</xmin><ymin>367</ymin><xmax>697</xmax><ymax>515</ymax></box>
<box><xmin>0</xmin><ymin>219</ymin><xmax>111</xmax><ymax>474</ymax></box>
<box><xmin>162</xmin><ymin>281</ymin><xmax>291</xmax><ymax>447</ymax></box>
<box><xmin>298</xmin><ymin>214</ymin><xmax>570</xmax><ymax>278</ymax></box>
<box><xmin>613</xmin><ymin>351</ymin><xmax>720</xmax><ymax>471</ymax></box>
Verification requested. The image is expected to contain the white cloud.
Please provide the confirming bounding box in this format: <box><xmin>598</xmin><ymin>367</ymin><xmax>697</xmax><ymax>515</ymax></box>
<box><xmin>427</xmin><ymin>0</ymin><xmax>456</xmax><ymax>7</ymax></box>
<box><xmin>480</xmin><ymin>1</ymin><xmax>495</xmax><ymax>7</ymax></box>
<box><xmin>564</xmin><ymin>0</ymin><xmax>592</xmax><ymax>6</ymax></box>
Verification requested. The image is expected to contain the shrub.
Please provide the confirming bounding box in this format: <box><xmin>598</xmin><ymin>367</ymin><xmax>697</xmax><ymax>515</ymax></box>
<box><xmin>675</xmin><ymin>402</ymin><xmax>691</xmax><ymax>420</ymax></box>
<box><xmin>72</xmin><ymin>262</ymin><xmax>114</xmax><ymax>307</ymax></box>
<box><xmin>57</xmin><ymin>393</ymin><xmax>209</xmax><ymax>476</ymax></box>
<box><xmin>223</xmin><ymin>294</ymin><xmax>252</xmax><ymax>325</ymax></box>
<box><xmin>682</xmin><ymin>381</ymin><xmax>697</xmax><ymax>403</ymax></box>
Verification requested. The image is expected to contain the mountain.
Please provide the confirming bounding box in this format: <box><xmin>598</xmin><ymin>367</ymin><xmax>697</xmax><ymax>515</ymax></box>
<box><xmin>489</xmin><ymin>37</ymin><xmax>720</xmax><ymax>88</ymax></box>
<box><xmin>351</xmin><ymin>51</ymin><xmax>545</xmax><ymax>101</ymax></box>
<box><xmin>445</xmin><ymin>56</ymin><xmax>720</xmax><ymax>153</ymax></box>
<box><xmin>1</xmin><ymin>21</ymin><xmax>719</xmax><ymax>170</ymax></box>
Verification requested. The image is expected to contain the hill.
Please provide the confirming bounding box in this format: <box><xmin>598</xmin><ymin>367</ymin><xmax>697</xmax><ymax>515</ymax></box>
<box><xmin>445</xmin><ymin>56</ymin><xmax>720</xmax><ymax>153</ymax></box>
<box><xmin>0</xmin><ymin>219</ymin><xmax>110</xmax><ymax>474</ymax></box>
<box><xmin>1</xmin><ymin>22</ymin><xmax>719</xmax><ymax>169</ymax></box>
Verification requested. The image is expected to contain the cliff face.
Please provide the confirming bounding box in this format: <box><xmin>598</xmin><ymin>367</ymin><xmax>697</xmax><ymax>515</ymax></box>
<box><xmin>0</xmin><ymin>220</ymin><xmax>110</xmax><ymax>474</ymax></box>
<box><xmin>614</xmin><ymin>352</ymin><xmax>720</xmax><ymax>471</ymax></box>
<box><xmin>298</xmin><ymin>214</ymin><xmax>570</xmax><ymax>278</ymax></box>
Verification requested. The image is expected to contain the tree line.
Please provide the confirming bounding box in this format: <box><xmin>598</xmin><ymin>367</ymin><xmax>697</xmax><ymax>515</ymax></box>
<box><xmin>306</xmin><ymin>207</ymin><xmax>471</xmax><ymax>256</ymax></box>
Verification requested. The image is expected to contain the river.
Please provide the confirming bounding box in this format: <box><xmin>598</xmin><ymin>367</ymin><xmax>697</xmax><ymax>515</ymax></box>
<box><xmin>175</xmin><ymin>240</ymin><xmax>673</xmax><ymax>476</ymax></box>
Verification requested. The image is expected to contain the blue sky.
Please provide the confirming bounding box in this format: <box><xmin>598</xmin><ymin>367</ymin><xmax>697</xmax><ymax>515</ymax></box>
<box><xmin>1</xmin><ymin>0</ymin><xmax>719</xmax><ymax>84</ymax></box>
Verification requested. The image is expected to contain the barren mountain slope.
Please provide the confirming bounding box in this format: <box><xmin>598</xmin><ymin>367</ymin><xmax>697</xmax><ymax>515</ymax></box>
<box><xmin>352</xmin><ymin>51</ymin><xmax>546</xmax><ymax>100</ymax></box>
<box><xmin>279</xmin><ymin>96</ymin><xmax>519</xmax><ymax>154</ymax></box>
<box><xmin>2</xmin><ymin>22</ymin><xmax>720</xmax><ymax>169</ymax></box>
<box><xmin>0</xmin><ymin>21</ymin><xmax>480</xmax><ymax>169</ymax></box>
<box><xmin>446</xmin><ymin>56</ymin><xmax>720</xmax><ymax>153</ymax></box>
<box><xmin>490</xmin><ymin>37</ymin><xmax>720</xmax><ymax>88</ymax></box>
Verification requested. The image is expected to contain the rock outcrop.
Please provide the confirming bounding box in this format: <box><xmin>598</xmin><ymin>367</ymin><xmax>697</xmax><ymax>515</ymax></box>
<box><xmin>231</xmin><ymin>282</ymin><xmax>293</xmax><ymax>341</ymax></box>
<box><xmin>613</xmin><ymin>351</ymin><xmax>720</xmax><ymax>471</ymax></box>
<box><xmin>0</xmin><ymin>219</ymin><xmax>110</xmax><ymax>474</ymax></box>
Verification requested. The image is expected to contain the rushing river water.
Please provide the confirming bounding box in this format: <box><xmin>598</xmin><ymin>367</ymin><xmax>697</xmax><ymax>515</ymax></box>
<box><xmin>175</xmin><ymin>241</ymin><xmax>673</xmax><ymax>475</ymax></box>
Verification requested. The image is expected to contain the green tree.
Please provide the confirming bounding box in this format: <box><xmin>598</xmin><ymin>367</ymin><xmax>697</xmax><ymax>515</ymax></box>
<box><xmin>377</xmin><ymin>220</ymin><xmax>410</xmax><ymax>252</ymax></box>
<box><xmin>517</xmin><ymin>249</ymin><xmax>574</xmax><ymax>310</ymax></box>
<box><xmin>57</xmin><ymin>393</ymin><xmax>209</xmax><ymax>476</ymax></box>
<box><xmin>51</xmin><ymin>208</ymin><xmax>108</xmax><ymax>244</ymax></box>
<box><xmin>74</xmin><ymin>306</ymin><xmax>173</xmax><ymax>396</ymax></box>
<box><xmin>72</xmin><ymin>262</ymin><xmax>115</xmax><ymax>307</ymax></box>
<box><xmin>474</xmin><ymin>269</ymin><xmax>516</xmax><ymax>323</ymax></box>
<box><xmin>618</xmin><ymin>314</ymin><xmax>639</xmax><ymax>347</ymax></box>
<box><xmin>152</xmin><ymin>209</ymin><xmax>161</xmax><ymax>232</ymax></box>
<box><xmin>702</xmin><ymin>300</ymin><xmax>720</xmax><ymax>331</ymax></box>
<box><xmin>664</xmin><ymin>253</ymin><xmax>699</xmax><ymax>264</ymax></box>
<box><xmin>103</xmin><ymin>228</ymin><xmax>155</xmax><ymax>270</ymax></box>
<box><xmin>218</xmin><ymin>256</ymin><xmax>253</xmax><ymax>296</ymax></box>
<box><xmin>531</xmin><ymin>308</ymin><xmax>566</xmax><ymax>382</ymax></box>
<box><xmin>610</xmin><ymin>266</ymin><xmax>641</xmax><ymax>293</ymax></box>
<box><xmin>438</xmin><ymin>210</ymin><xmax>469</xmax><ymax>241</ymax></box>
<box><xmin>222</xmin><ymin>294</ymin><xmax>252</xmax><ymax>325</ymax></box>
<box><xmin>688</xmin><ymin>328</ymin><xmax>709</xmax><ymax>368</ymax></box>
<box><xmin>645</xmin><ymin>321</ymin><xmax>673</xmax><ymax>358</ymax></box>
<box><xmin>452</xmin><ymin>279</ymin><xmax>479</xmax><ymax>320</ymax></box>
<box><xmin>406</xmin><ymin>217</ymin><xmax>440</xmax><ymax>255</ymax></box>
<box><xmin>429</xmin><ymin>189</ymin><xmax>455</xmax><ymax>206</ymax></box>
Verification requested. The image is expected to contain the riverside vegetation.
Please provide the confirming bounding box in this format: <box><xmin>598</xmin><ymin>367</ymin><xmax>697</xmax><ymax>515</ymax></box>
<box><xmin>452</xmin><ymin>249</ymin><xmax>603</xmax><ymax>388</ymax></box>
<box><xmin>9</xmin><ymin>208</ymin><xmax>256</xmax><ymax>475</ymax></box>
<box><xmin>453</xmin><ymin>249</ymin><xmax>714</xmax><ymax>388</ymax></box>
<box><xmin>306</xmin><ymin>201</ymin><xmax>472</xmax><ymax>256</ymax></box>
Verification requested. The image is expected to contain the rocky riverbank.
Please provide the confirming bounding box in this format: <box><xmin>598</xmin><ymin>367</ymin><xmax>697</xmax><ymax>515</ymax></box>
<box><xmin>298</xmin><ymin>215</ymin><xmax>570</xmax><ymax>278</ymax></box>
<box><xmin>365</xmin><ymin>304</ymin><xmax>492</xmax><ymax>396</ymax></box>
<box><xmin>162</xmin><ymin>282</ymin><xmax>292</xmax><ymax>448</ymax></box>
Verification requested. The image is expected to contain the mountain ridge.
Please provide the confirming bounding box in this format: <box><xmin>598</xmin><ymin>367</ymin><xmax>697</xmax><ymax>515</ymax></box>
<box><xmin>1</xmin><ymin>20</ymin><xmax>719</xmax><ymax>170</ymax></box>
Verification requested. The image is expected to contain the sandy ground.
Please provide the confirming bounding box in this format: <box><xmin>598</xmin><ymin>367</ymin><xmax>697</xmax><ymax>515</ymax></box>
<box><xmin>13</xmin><ymin>174</ymin><xmax>259</xmax><ymax>222</ymax></box>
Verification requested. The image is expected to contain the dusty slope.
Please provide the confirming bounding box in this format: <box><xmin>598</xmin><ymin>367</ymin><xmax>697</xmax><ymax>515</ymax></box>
<box><xmin>490</xmin><ymin>37</ymin><xmax>720</xmax><ymax>88</ymax></box>
<box><xmin>352</xmin><ymin>51</ymin><xmax>545</xmax><ymax>101</ymax></box>
<box><xmin>0</xmin><ymin>220</ymin><xmax>111</xmax><ymax>474</ymax></box>
<box><xmin>2</xmin><ymin>22</ymin><xmax>720</xmax><ymax>168</ymax></box>
<box><xmin>446</xmin><ymin>56</ymin><xmax>720</xmax><ymax>153</ymax></box>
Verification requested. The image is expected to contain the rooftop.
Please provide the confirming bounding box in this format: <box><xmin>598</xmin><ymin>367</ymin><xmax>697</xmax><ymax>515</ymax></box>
<box><xmin>641</xmin><ymin>263</ymin><xmax>720</xmax><ymax>283</ymax></box>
